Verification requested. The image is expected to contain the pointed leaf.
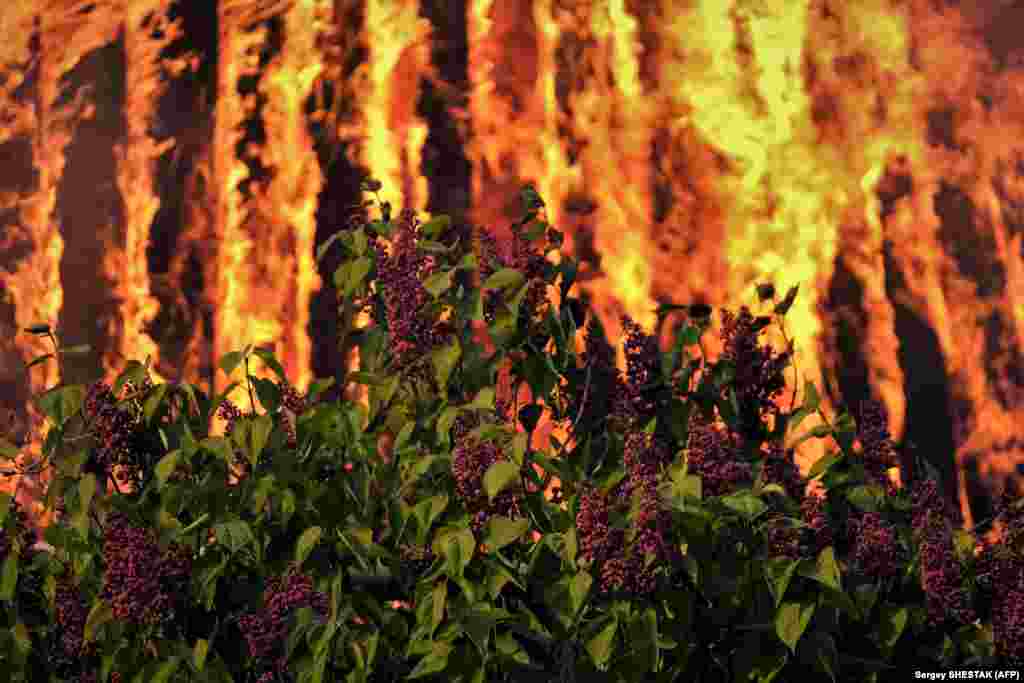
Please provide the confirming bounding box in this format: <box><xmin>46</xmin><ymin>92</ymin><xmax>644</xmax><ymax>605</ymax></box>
<box><xmin>877</xmin><ymin>604</ymin><xmax>908</xmax><ymax>650</ymax></box>
<box><xmin>83</xmin><ymin>599</ymin><xmax>113</xmax><ymax>644</ymax></box>
<box><xmin>193</xmin><ymin>638</ymin><xmax>210</xmax><ymax>671</ymax></box>
<box><xmin>484</xmin><ymin>460</ymin><xmax>520</xmax><ymax>502</ymax></box>
<box><xmin>586</xmin><ymin>618</ymin><xmax>618</xmax><ymax>671</ymax></box>
<box><xmin>570</xmin><ymin>571</ymin><xmax>592</xmax><ymax>615</ymax></box>
<box><xmin>432</xmin><ymin>580</ymin><xmax>447</xmax><ymax>635</ymax></box>
<box><xmin>482</xmin><ymin>268</ymin><xmax>526</xmax><ymax>292</ymax></box>
<box><xmin>483</xmin><ymin>515</ymin><xmax>530</xmax><ymax>551</ymax></box>
<box><xmin>430</xmin><ymin>340</ymin><xmax>461</xmax><ymax>392</ymax></box>
<box><xmin>775</xmin><ymin>598</ymin><xmax>815</xmax><ymax>653</ymax></box>
<box><xmin>295</xmin><ymin>526</ymin><xmax>323</xmax><ymax>567</ymax></box>
<box><xmin>800</xmin><ymin>546</ymin><xmax>842</xmax><ymax>592</ymax></box>
<box><xmin>763</xmin><ymin>557</ymin><xmax>800</xmax><ymax>608</ymax></box>
<box><xmin>155</xmin><ymin>450</ymin><xmax>182</xmax><ymax>488</ymax></box>
<box><xmin>422</xmin><ymin>270</ymin><xmax>453</xmax><ymax>299</ymax></box>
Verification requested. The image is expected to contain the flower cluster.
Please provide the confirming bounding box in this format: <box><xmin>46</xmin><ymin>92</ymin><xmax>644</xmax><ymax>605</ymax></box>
<box><xmin>621</xmin><ymin>431</ymin><xmax>673</xmax><ymax>532</ymax></box>
<box><xmin>685</xmin><ymin>413</ymin><xmax>752</xmax><ymax>497</ymax></box>
<box><xmin>765</xmin><ymin>514</ymin><xmax>802</xmax><ymax>560</ymax></box>
<box><xmin>476</xmin><ymin>226</ymin><xmax>550</xmax><ymax>329</ymax></box>
<box><xmin>100</xmin><ymin>512</ymin><xmax>192</xmax><ymax>626</ymax></box>
<box><xmin>608</xmin><ymin>316</ymin><xmax>666</xmax><ymax>427</ymax></box>
<box><xmin>759</xmin><ymin>442</ymin><xmax>806</xmax><ymax>504</ymax></box>
<box><xmin>217</xmin><ymin>397</ymin><xmax>244</xmax><ymax>439</ymax></box>
<box><xmin>847</xmin><ymin>511</ymin><xmax>901</xmax><ymax>578</ymax></box>
<box><xmin>574</xmin><ymin>432</ymin><xmax>678</xmax><ymax>596</ymax></box>
<box><xmin>856</xmin><ymin>398</ymin><xmax>899</xmax><ymax>491</ymax></box>
<box><xmin>976</xmin><ymin>491</ymin><xmax>1024</xmax><ymax>663</ymax></box>
<box><xmin>600</xmin><ymin>552</ymin><xmax>658</xmax><ymax>595</ymax></box>
<box><xmin>53</xmin><ymin>572</ymin><xmax>93</xmax><ymax>669</ymax></box>
<box><xmin>237</xmin><ymin>565</ymin><xmax>330</xmax><ymax>664</ymax></box>
<box><xmin>574</xmin><ymin>486</ymin><xmax>657</xmax><ymax>595</ymax></box>
<box><xmin>576</xmin><ymin>486</ymin><xmax>618</xmax><ymax>564</ymax></box>
<box><xmin>371</xmin><ymin>208</ymin><xmax>456</xmax><ymax>368</ymax></box>
<box><xmin>82</xmin><ymin>380</ymin><xmax>146</xmax><ymax>483</ymax></box>
<box><xmin>277</xmin><ymin>380</ymin><xmax>308</xmax><ymax>448</ymax></box>
<box><xmin>555</xmin><ymin>315</ymin><xmax>624</xmax><ymax>433</ymax></box>
<box><xmin>800</xmin><ymin>492</ymin><xmax>833</xmax><ymax>557</ymax></box>
<box><xmin>911</xmin><ymin>479</ymin><xmax>976</xmax><ymax>628</ymax></box>
<box><xmin>450</xmin><ymin>435</ymin><xmax>522</xmax><ymax>533</ymax></box>
<box><xmin>718</xmin><ymin>307</ymin><xmax>792</xmax><ymax>439</ymax></box>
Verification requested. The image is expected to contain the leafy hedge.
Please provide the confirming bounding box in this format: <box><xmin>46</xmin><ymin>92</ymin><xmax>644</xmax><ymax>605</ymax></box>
<box><xmin>1</xmin><ymin>181</ymin><xmax>1022</xmax><ymax>682</ymax></box>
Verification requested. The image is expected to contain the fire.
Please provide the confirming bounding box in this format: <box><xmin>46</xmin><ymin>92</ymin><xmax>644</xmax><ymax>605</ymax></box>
<box><xmin>1</xmin><ymin>0</ymin><xmax>1022</xmax><ymax>541</ymax></box>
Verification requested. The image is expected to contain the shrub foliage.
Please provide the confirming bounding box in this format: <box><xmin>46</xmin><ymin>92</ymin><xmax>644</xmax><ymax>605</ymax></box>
<box><xmin>1</xmin><ymin>181</ymin><xmax>1022</xmax><ymax>682</ymax></box>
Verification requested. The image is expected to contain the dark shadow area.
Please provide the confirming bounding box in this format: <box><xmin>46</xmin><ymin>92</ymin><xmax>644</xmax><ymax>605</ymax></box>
<box><xmin>55</xmin><ymin>41</ymin><xmax>125</xmax><ymax>388</ymax></box>
<box><xmin>883</xmin><ymin>239</ymin><xmax>961</xmax><ymax>523</ymax></box>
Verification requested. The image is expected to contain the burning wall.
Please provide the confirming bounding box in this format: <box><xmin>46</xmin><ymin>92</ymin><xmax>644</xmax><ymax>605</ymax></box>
<box><xmin>1</xmin><ymin>0</ymin><xmax>1023</xmax><ymax>540</ymax></box>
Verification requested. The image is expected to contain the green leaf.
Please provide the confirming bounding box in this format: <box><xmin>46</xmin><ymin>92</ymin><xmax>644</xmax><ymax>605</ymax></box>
<box><xmin>763</xmin><ymin>557</ymin><xmax>800</xmax><ymax>608</ymax></box>
<box><xmin>586</xmin><ymin>618</ymin><xmax>618</xmax><ymax>671</ymax></box>
<box><xmin>413</xmin><ymin>495</ymin><xmax>448</xmax><ymax>539</ymax></box>
<box><xmin>408</xmin><ymin>642</ymin><xmax>452</xmax><ymax>679</ymax></box>
<box><xmin>83</xmin><ymin>599</ymin><xmax>113</xmax><ymax>644</ymax></box>
<box><xmin>344</xmin><ymin>257</ymin><xmax>374</xmax><ymax>296</ymax></box>
<box><xmin>193</xmin><ymin>639</ymin><xmax>210</xmax><ymax>672</ymax></box>
<box><xmin>232</xmin><ymin>414</ymin><xmax>274</xmax><ymax>468</ymax></box>
<box><xmin>421</xmin><ymin>214</ymin><xmax>451</xmax><ymax>237</ymax></box>
<box><xmin>800</xmin><ymin>546</ymin><xmax>842</xmax><ymax>592</ymax></box>
<box><xmin>251</xmin><ymin>348</ymin><xmax>287</xmax><ymax>383</ymax></box>
<box><xmin>483</xmin><ymin>515</ymin><xmax>530</xmax><ymax>551</ymax></box>
<box><xmin>430</xmin><ymin>339</ymin><xmax>462</xmax><ymax>393</ymax></box>
<box><xmin>847</xmin><ymin>485</ymin><xmax>884</xmax><ymax>512</ymax></box>
<box><xmin>482</xmin><ymin>268</ymin><xmax>526</xmax><ymax>292</ymax></box>
<box><xmin>295</xmin><ymin>526</ymin><xmax>323</xmax><ymax>568</ymax></box>
<box><xmin>469</xmin><ymin>387</ymin><xmax>496</xmax><ymax>410</ymax></box>
<box><xmin>806</xmin><ymin>450</ymin><xmax>842</xmax><ymax>480</ymax></box>
<box><xmin>213</xmin><ymin>520</ymin><xmax>256</xmax><ymax>556</ymax></box>
<box><xmin>802</xmin><ymin>380</ymin><xmax>820</xmax><ymax>412</ymax></box>
<box><xmin>775</xmin><ymin>598</ymin><xmax>815</xmax><ymax>653</ymax></box>
<box><xmin>25</xmin><ymin>352</ymin><xmax>55</xmax><ymax>371</ymax></box>
<box><xmin>790</xmin><ymin>424</ymin><xmax>833</xmax><ymax>449</ymax></box>
<box><xmin>877</xmin><ymin>604</ymin><xmax>908</xmax><ymax>650</ymax></box>
<box><xmin>0</xmin><ymin>438</ymin><xmax>18</xmax><ymax>462</ymax></box>
<box><xmin>281</xmin><ymin>489</ymin><xmax>297</xmax><ymax>526</ymax></box>
<box><xmin>433</xmin><ymin>528</ymin><xmax>475</xmax><ymax>578</ymax></box>
<box><xmin>154</xmin><ymin>450</ymin><xmax>182</xmax><ymax>488</ymax></box>
<box><xmin>570</xmin><ymin>571</ymin><xmax>592</xmax><ymax>615</ymax></box>
<box><xmin>0</xmin><ymin>492</ymin><xmax>10</xmax><ymax>528</ymax></box>
<box><xmin>73</xmin><ymin>473</ymin><xmax>98</xmax><ymax>537</ymax></box>
<box><xmin>436</xmin><ymin>406</ymin><xmax>461</xmax><ymax>443</ymax></box>
<box><xmin>151</xmin><ymin>657</ymin><xmax>181</xmax><ymax>683</ymax></box>
<box><xmin>0</xmin><ymin>553</ymin><xmax>17</xmax><ymax>601</ymax></box>
<box><xmin>35</xmin><ymin>384</ymin><xmax>86</xmax><ymax>426</ymax></box>
<box><xmin>720</xmin><ymin>492</ymin><xmax>767</xmax><ymax>521</ymax></box>
<box><xmin>419</xmin><ymin>239</ymin><xmax>459</xmax><ymax>254</ymax></box>
<box><xmin>393</xmin><ymin>420</ymin><xmax>416</xmax><ymax>452</ymax></box>
<box><xmin>952</xmin><ymin>529</ymin><xmax>976</xmax><ymax>564</ymax></box>
<box><xmin>510</xmin><ymin>432</ymin><xmax>528</xmax><ymax>467</ymax></box>
<box><xmin>218</xmin><ymin>350</ymin><xmax>246</xmax><ymax>378</ymax></box>
<box><xmin>12</xmin><ymin>619</ymin><xmax>31</xmax><ymax>655</ymax></box>
<box><xmin>142</xmin><ymin>382</ymin><xmax>169</xmax><ymax>424</ymax></box>
<box><xmin>484</xmin><ymin>460</ymin><xmax>520</xmax><ymax>502</ymax></box>
<box><xmin>422</xmin><ymin>270</ymin><xmax>453</xmax><ymax>299</ymax></box>
<box><xmin>432</xmin><ymin>580</ymin><xmax>447</xmax><ymax>635</ymax></box>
